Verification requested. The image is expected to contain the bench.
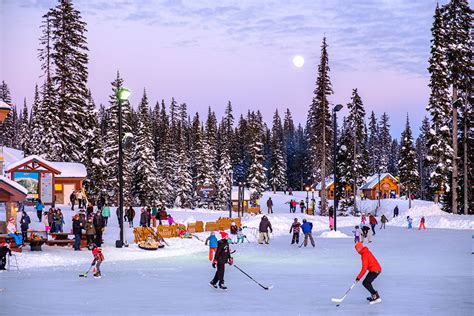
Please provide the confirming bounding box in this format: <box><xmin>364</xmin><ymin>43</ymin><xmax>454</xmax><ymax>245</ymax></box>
<box><xmin>46</xmin><ymin>239</ymin><xmax>75</xmax><ymax>247</ymax></box>
<box><xmin>0</xmin><ymin>234</ymin><xmax>23</xmax><ymax>253</ymax></box>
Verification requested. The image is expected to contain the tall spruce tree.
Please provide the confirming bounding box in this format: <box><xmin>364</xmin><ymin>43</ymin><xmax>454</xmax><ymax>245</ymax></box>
<box><xmin>247</xmin><ymin>111</ymin><xmax>266</xmax><ymax>205</ymax></box>
<box><xmin>174</xmin><ymin>103</ymin><xmax>193</xmax><ymax>208</ymax></box>
<box><xmin>19</xmin><ymin>99</ymin><xmax>30</xmax><ymax>153</ymax></box>
<box><xmin>378</xmin><ymin>113</ymin><xmax>392</xmax><ymax>173</ymax></box>
<box><xmin>307</xmin><ymin>37</ymin><xmax>333</xmax><ymax>213</ymax></box>
<box><xmin>0</xmin><ymin>81</ymin><xmax>15</xmax><ymax>148</ymax></box>
<box><xmin>367</xmin><ymin>111</ymin><xmax>379</xmax><ymax>175</ymax></box>
<box><xmin>398</xmin><ymin>116</ymin><xmax>420</xmax><ymax>209</ymax></box>
<box><xmin>388</xmin><ymin>139</ymin><xmax>400</xmax><ymax>176</ymax></box>
<box><xmin>269</xmin><ymin>109</ymin><xmax>287</xmax><ymax>192</ymax></box>
<box><xmin>416</xmin><ymin>117</ymin><xmax>432</xmax><ymax>200</ymax></box>
<box><xmin>283</xmin><ymin>109</ymin><xmax>298</xmax><ymax>188</ymax></box>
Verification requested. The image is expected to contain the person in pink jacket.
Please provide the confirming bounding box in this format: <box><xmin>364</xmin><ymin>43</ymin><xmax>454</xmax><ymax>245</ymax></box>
<box><xmin>167</xmin><ymin>214</ymin><xmax>175</xmax><ymax>225</ymax></box>
<box><xmin>329</xmin><ymin>216</ymin><xmax>334</xmax><ymax>230</ymax></box>
<box><xmin>361</xmin><ymin>213</ymin><xmax>367</xmax><ymax>225</ymax></box>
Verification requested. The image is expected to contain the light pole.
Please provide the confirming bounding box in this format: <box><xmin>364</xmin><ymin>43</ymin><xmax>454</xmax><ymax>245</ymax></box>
<box><xmin>332</xmin><ymin>103</ymin><xmax>343</xmax><ymax>231</ymax></box>
<box><xmin>377</xmin><ymin>167</ymin><xmax>381</xmax><ymax>209</ymax></box>
<box><xmin>229</xmin><ymin>170</ymin><xmax>233</xmax><ymax>218</ymax></box>
<box><xmin>116</xmin><ymin>87</ymin><xmax>131</xmax><ymax>248</ymax></box>
<box><xmin>311</xmin><ymin>187</ymin><xmax>315</xmax><ymax>200</ymax></box>
<box><xmin>305</xmin><ymin>186</ymin><xmax>309</xmax><ymax>211</ymax></box>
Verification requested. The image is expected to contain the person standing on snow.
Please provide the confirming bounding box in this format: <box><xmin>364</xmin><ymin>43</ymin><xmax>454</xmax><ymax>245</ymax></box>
<box><xmin>418</xmin><ymin>216</ymin><xmax>426</xmax><ymax>230</ymax></box>
<box><xmin>101</xmin><ymin>204</ymin><xmax>110</xmax><ymax>227</ymax></box>
<box><xmin>369</xmin><ymin>213</ymin><xmax>377</xmax><ymax>235</ymax></box>
<box><xmin>89</xmin><ymin>243</ymin><xmax>104</xmax><ymax>278</ymax></box>
<box><xmin>72</xmin><ymin>214</ymin><xmax>83</xmax><ymax>251</ymax></box>
<box><xmin>85</xmin><ymin>217</ymin><xmax>96</xmax><ymax>246</ymax></box>
<box><xmin>352</xmin><ymin>225</ymin><xmax>361</xmax><ymax>243</ymax></box>
<box><xmin>93</xmin><ymin>210</ymin><xmax>105</xmax><ymax>247</ymax></box>
<box><xmin>329</xmin><ymin>215</ymin><xmax>335</xmax><ymax>231</ymax></box>
<box><xmin>140</xmin><ymin>208</ymin><xmax>148</xmax><ymax>227</ymax></box>
<box><xmin>361</xmin><ymin>213</ymin><xmax>367</xmax><ymax>225</ymax></box>
<box><xmin>35</xmin><ymin>199</ymin><xmax>45</xmax><ymax>222</ymax></box>
<box><xmin>125</xmin><ymin>206</ymin><xmax>135</xmax><ymax>227</ymax></box>
<box><xmin>230</xmin><ymin>222</ymin><xmax>238</xmax><ymax>243</ymax></box>
<box><xmin>393</xmin><ymin>205</ymin><xmax>399</xmax><ymax>217</ymax></box>
<box><xmin>299</xmin><ymin>200</ymin><xmax>306</xmax><ymax>213</ymax></box>
<box><xmin>301</xmin><ymin>219</ymin><xmax>315</xmax><ymax>247</ymax></box>
<box><xmin>289</xmin><ymin>218</ymin><xmax>301</xmax><ymax>245</ymax></box>
<box><xmin>20</xmin><ymin>211</ymin><xmax>31</xmax><ymax>242</ymax></box>
<box><xmin>266</xmin><ymin>197</ymin><xmax>273</xmax><ymax>214</ymax></box>
<box><xmin>407</xmin><ymin>216</ymin><xmax>413</xmax><ymax>229</ymax></box>
<box><xmin>354</xmin><ymin>242</ymin><xmax>382</xmax><ymax>304</ymax></box>
<box><xmin>209</xmin><ymin>232</ymin><xmax>233</xmax><ymax>290</ymax></box>
<box><xmin>258</xmin><ymin>216</ymin><xmax>273</xmax><ymax>244</ymax></box>
<box><xmin>380</xmin><ymin>214</ymin><xmax>388</xmax><ymax>229</ymax></box>
<box><xmin>70</xmin><ymin>191</ymin><xmax>77</xmax><ymax>211</ymax></box>
<box><xmin>205</xmin><ymin>232</ymin><xmax>218</xmax><ymax>261</ymax></box>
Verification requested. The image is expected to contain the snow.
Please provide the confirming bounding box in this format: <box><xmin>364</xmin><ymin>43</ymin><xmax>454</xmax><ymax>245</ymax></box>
<box><xmin>315</xmin><ymin>176</ymin><xmax>334</xmax><ymax>190</ymax></box>
<box><xmin>51</xmin><ymin>161</ymin><xmax>87</xmax><ymax>178</ymax></box>
<box><xmin>360</xmin><ymin>173</ymin><xmax>398</xmax><ymax>190</ymax></box>
<box><xmin>0</xmin><ymin>175</ymin><xmax>28</xmax><ymax>194</ymax></box>
<box><xmin>5</xmin><ymin>155</ymin><xmax>59</xmax><ymax>173</ymax></box>
<box><xmin>0</xmin><ymin>100</ymin><xmax>10</xmax><ymax>110</ymax></box>
<box><xmin>1</xmin><ymin>191</ymin><xmax>472</xmax><ymax>315</ymax></box>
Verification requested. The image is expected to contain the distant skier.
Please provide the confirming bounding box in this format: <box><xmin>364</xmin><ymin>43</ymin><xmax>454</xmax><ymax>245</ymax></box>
<box><xmin>0</xmin><ymin>241</ymin><xmax>12</xmax><ymax>270</ymax></box>
<box><xmin>209</xmin><ymin>232</ymin><xmax>233</xmax><ymax>290</ymax></box>
<box><xmin>301</xmin><ymin>219</ymin><xmax>315</xmax><ymax>247</ymax></box>
<box><xmin>205</xmin><ymin>232</ymin><xmax>218</xmax><ymax>261</ymax></box>
<box><xmin>355</xmin><ymin>242</ymin><xmax>382</xmax><ymax>304</ymax></box>
<box><xmin>258</xmin><ymin>216</ymin><xmax>273</xmax><ymax>244</ymax></box>
<box><xmin>361</xmin><ymin>213</ymin><xmax>367</xmax><ymax>225</ymax></box>
<box><xmin>393</xmin><ymin>205</ymin><xmax>399</xmax><ymax>217</ymax></box>
<box><xmin>407</xmin><ymin>216</ymin><xmax>413</xmax><ymax>229</ymax></box>
<box><xmin>418</xmin><ymin>216</ymin><xmax>426</xmax><ymax>230</ymax></box>
<box><xmin>352</xmin><ymin>225</ymin><xmax>361</xmax><ymax>243</ymax></box>
<box><xmin>289</xmin><ymin>218</ymin><xmax>301</xmax><ymax>245</ymax></box>
<box><xmin>230</xmin><ymin>222</ymin><xmax>238</xmax><ymax>244</ymax></box>
<box><xmin>266</xmin><ymin>197</ymin><xmax>273</xmax><ymax>214</ymax></box>
<box><xmin>89</xmin><ymin>243</ymin><xmax>104</xmax><ymax>278</ymax></box>
<box><xmin>369</xmin><ymin>214</ymin><xmax>377</xmax><ymax>235</ymax></box>
<box><xmin>380</xmin><ymin>215</ymin><xmax>388</xmax><ymax>229</ymax></box>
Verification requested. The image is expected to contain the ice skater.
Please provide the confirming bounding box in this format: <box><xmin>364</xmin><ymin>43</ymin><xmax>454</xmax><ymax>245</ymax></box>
<box><xmin>301</xmin><ymin>219</ymin><xmax>315</xmax><ymax>247</ymax></box>
<box><xmin>289</xmin><ymin>218</ymin><xmax>301</xmax><ymax>245</ymax></box>
<box><xmin>0</xmin><ymin>241</ymin><xmax>12</xmax><ymax>270</ymax></box>
<box><xmin>89</xmin><ymin>243</ymin><xmax>104</xmax><ymax>278</ymax></box>
<box><xmin>352</xmin><ymin>225</ymin><xmax>361</xmax><ymax>243</ymax></box>
<box><xmin>361</xmin><ymin>225</ymin><xmax>372</xmax><ymax>243</ymax></box>
<box><xmin>369</xmin><ymin>213</ymin><xmax>377</xmax><ymax>235</ymax></box>
<box><xmin>205</xmin><ymin>232</ymin><xmax>218</xmax><ymax>261</ymax></box>
<box><xmin>380</xmin><ymin>214</ymin><xmax>388</xmax><ymax>229</ymax></box>
<box><xmin>361</xmin><ymin>213</ymin><xmax>367</xmax><ymax>225</ymax></box>
<box><xmin>230</xmin><ymin>222</ymin><xmax>238</xmax><ymax>243</ymax></box>
<box><xmin>407</xmin><ymin>216</ymin><xmax>413</xmax><ymax>229</ymax></box>
<box><xmin>209</xmin><ymin>232</ymin><xmax>233</xmax><ymax>290</ymax></box>
<box><xmin>235</xmin><ymin>227</ymin><xmax>247</xmax><ymax>244</ymax></box>
<box><xmin>418</xmin><ymin>216</ymin><xmax>426</xmax><ymax>230</ymax></box>
<box><xmin>354</xmin><ymin>242</ymin><xmax>382</xmax><ymax>304</ymax></box>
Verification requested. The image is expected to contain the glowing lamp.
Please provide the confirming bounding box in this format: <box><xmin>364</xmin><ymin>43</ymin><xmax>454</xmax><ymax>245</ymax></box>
<box><xmin>117</xmin><ymin>88</ymin><xmax>131</xmax><ymax>101</ymax></box>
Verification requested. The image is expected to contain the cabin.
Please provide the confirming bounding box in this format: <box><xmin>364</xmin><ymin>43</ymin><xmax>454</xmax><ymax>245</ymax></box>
<box><xmin>2</xmin><ymin>147</ymin><xmax>87</xmax><ymax>205</ymax></box>
<box><xmin>0</xmin><ymin>176</ymin><xmax>28</xmax><ymax>233</ymax></box>
<box><xmin>315</xmin><ymin>176</ymin><xmax>353</xmax><ymax>200</ymax></box>
<box><xmin>360</xmin><ymin>173</ymin><xmax>399</xmax><ymax>200</ymax></box>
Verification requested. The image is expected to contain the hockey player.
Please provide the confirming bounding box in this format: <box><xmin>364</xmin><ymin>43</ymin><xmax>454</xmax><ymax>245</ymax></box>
<box><xmin>209</xmin><ymin>232</ymin><xmax>233</xmax><ymax>290</ymax></box>
<box><xmin>355</xmin><ymin>242</ymin><xmax>382</xmax><ymax>304</ymax></box>
<box><xmin>90</xmin><ymin>243</ymin><xmax>104</xmax><ymax>278</ymax></box>
<box><xmin>205</xmin><ymin>232</ymin><xmax>218</xmax><ymax>261</ymax></box>
<box><xmin>289</xmin><ymin>218</ymin><xmax>301</xmax><ymax>245</ymax></box>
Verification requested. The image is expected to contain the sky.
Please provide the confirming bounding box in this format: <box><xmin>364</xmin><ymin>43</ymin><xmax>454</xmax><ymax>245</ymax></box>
<box><xmin>1</xmin><ymin>0</ymin><xmax>447</xmax><ymax>138</ymax></box>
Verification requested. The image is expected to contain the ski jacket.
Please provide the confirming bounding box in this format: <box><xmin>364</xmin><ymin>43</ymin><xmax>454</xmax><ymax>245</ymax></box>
<box><xmin>291</xmin><ymin>201</ymin><xmax>297</xmax><ymax>207</ymax></box>
<box><xmin>7</xmin><ymin>222</ymin><xmax>16</xmax><ymax>234</ymax></box>
<box><xmin>267</xmin><ymin>199</ymin><xmax>273</xmax><ymax>207</ymax></box>
<box><xmin>290</xmin><ymin>222</ymin><xmax>301</xmax><ymax>234</ymax></box>
<box><xmin>214</xmin><ymin>239</ymin><xmax>231</xmax><ymax>264</ymax></box>
<box><xmin>356</xmin><ymin>247</ymin><xmax>381</xmax><ymax>280</ymax></box>
<box><xmin>20</xmin><ymin>214</ymin><xmax>31</xmax><ymax>231</ymax></box>
<box><xmin>420</xmin><ymin>217</ymin><xmax>425</xmax><ymax>223</ymax></box>
<box><xmin>72</xmin><ymin>219</ymin><xmax>83</xmax><ymax>234</ymax></box>
<box><xmin>92</xmin><ymin>247</ymin><xmax>104</xmax><ymax>262</ymax></box>
<box><xmin>54</xmin><ymin>212</ymin><xmax>64</xmax><ymax>224</ymax></box>
<box><xmin>140</xmin><ymin>212</ymin><xmax>148</xmax><ymax>226</ymax></box>
<box><xmin>230</xmin><ymin>225</ymin><xmax>238</xmax><ymax>234</ymax></box>
<box><xmin>0</xmin><ymin>245</ymin><xmax>12</xmax><ymax>257</ymax></box>
<box><xmin>205</xmin><ymin>235</ymin><xmax>218</xmax><ymax>248</ymax></box>
<box><xmin>369</xmin><ymin>215</ymin><xmax>377</xmax><ymax>225</ymax></box>
<box><xmin>380</xmin><ymin>215</ymin><xmax>388</xmax><ymax>223</ymax></box>
<box><xmin>352</xmin><ymin>228</ymin><xmax>361</xmax><ymax>237</ymax></box>
<box><xmin>101</xmin><ymin>206</ymin><xmax>110</xmax><ymax>218</ymax></box>
<box><xmin>93</xmin><ymin>214</ymin><xmax>105</xmax><ymax>229</ymax></box>
<box><xmin>259</xmin><ymin>218</ymin><xmax>273</xmax><ymax>233</ymax></box>
<box><xmin>85</xmin><ymin>222</ymin><xmax>96</xmax><ymax>235</ymax></box>
<box><xmin>361</xmin><ymin>226</ymin><xmax>370</xmax><ymax>236</ymax></box>
<box><xmin>125</xmin><ymin>207</ymin><xmax>135</xmax><ymax>220</ymax></box>
<box><xmin>301</xmin><ymin>222</ymin><xmax>313</xmax><ymax>234</ymax></box>
<box><xmin>35</xmin><ymin>201</ymin><xmax>45</xmax><ymax>212</ymax></box>
<box><xmin>70</xmin><ymin>193</ymin><xmax>76</xmax><ymax>203</ymax></box>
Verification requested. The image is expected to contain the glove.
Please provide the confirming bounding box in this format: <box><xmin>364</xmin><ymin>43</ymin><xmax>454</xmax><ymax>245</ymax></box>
<box><xmin>355</xmin><ymin>278</ymin><xmax>360</xmax><ymax>282</ymax></box>
<box><xmin>212</xmin><ymin>261</ymin><xmax>217</xmax><ymax>269</ymax></box>
<box><xmin>228</xmin><ymin>258</ymin><xmax>233</xmax><ymax>266</ymax></box>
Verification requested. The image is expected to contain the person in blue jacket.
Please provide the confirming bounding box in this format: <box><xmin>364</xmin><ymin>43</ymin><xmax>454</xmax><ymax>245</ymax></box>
<box><xmin>301</xmin><ymin>219</ymin><xmax>315</xmax><ymax>247</ymax></box>
<box><xmin>205</xmin><ymin>232</ymin><xmax>218</xmax><ymax>261</ymax></box>
<box><xmin>35</xmin><ymin>199</ymin><xmax>45</xmax><ymax>222</ymax></box>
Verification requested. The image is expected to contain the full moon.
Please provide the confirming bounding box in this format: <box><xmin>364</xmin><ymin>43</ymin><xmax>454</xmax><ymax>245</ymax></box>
<box><xmin>293</xmin><ymin>55</ymin><xmax>305</xmax><ymax>68</ymax></box>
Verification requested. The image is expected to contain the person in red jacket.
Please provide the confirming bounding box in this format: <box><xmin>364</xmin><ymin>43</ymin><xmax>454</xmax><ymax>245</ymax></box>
<box><xmin>368</xmin><ymin>214</ymin><xmax>378</xmax><ymax>236</ymax></box>
<box><xmin>355</xmin><ymin>242</ymin><xmax>382</xmax><ymax>304</ymax></box>
<box><xmin>89</xmin><ymin>243</ymin><xmax>104</xmax><ymax>278</ymax></box>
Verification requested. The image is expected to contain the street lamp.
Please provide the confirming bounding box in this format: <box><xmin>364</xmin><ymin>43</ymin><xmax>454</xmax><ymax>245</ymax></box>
<box><xmin>229</xmin><ymin>170</ymin><xmax>233</xmax><ymax>218</ymax></box>
<box><xmin>332</xmin><ymin>103</ymin><xmax>343</xmax><ymax>231</ymax></box>
<box><xmin>311</xmin><ymin>187</ymin><xmax>315</xmax><ymax>200</ymax></box>
<box><xmin>116</xmin><ymin>87</ymin><xmax>131</xmax><ymax>248</ymax></box>
<box><xmin>0</xmin><ymin>100</ymin><xmax>11</xmax><ymax>123</ymax></box>
<box><xmin>305</xmin><ymin>186</ymin><xmax>310</xmax><ymax>211</ymax></box>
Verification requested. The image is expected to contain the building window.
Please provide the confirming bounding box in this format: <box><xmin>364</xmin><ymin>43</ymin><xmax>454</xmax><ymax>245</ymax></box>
<box><xmin>55</xmin><ymin>183</ymin><xmax>63</xmax><ymax>192</ymax></box>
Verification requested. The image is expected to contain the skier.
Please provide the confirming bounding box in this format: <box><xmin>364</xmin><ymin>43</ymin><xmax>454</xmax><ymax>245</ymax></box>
<box><xmin>354</xmin><ymin>242</ymin><xmax>382</xmax><ymax>304</ymax></box>
<box><xmin>393</xmin><ymin>205</ymin><xmax>399</xmax><ymax>217</ymax></box>
<box><xmin>230</xmin><ymin>222</ymin><xmax>238</xmax><ymax>244</ymax></box>
<box><xmin>258</xmin><ymin>216</ymin><xmax>273</xmax><ymax>244</ymax></box>
<box><xmin>380</xmin><ymin>214</ymin><xmax>388</xmax><ymax>229</ymax></box>
<box><xmin>361</xmin><ymin>225</ymin><xmax>372</xmax><ymax>243</ymax></box>
<box><xmin>352</xmin><ymin>225</ymin><xmax>361</xmax><ymax>243</ymax></box>
<box><xmin>72</xmin><ymin>214</ymin><xmax>83</xmax><ymax>251</ymax></box>
<box><xmin>299</xmin><ymin>200</ymin><xmax>306</xmax><ymax>213</ymax></box>
<box><xmin>93</xmin><ymin>210</ymin><xmax>105</xmax><ymax>247</ymax></box>
<box><xmin>301</xmin><ymin>219</ymin><xmax>315</xmax><ymax>247</ymax></box>
<box><xmin>369</xmin><ymin>213</ymin><xmax>377</xmax><ymax>235</ymax></box>
<box><xmin>407</xmin><ymin>216</ymin><xmax>413</xmax><ymax>229</ymax></box>
<box><xmin>35</xmin><ymin>199</ymin><xmax>44</xmax><ymax>222</ymax></box>
<box><xmin>20</xmin><ymin>211</ymin><xmax>31</xmax><ymax>242</ymax></box>
<box><xmin>289</xmin><ymin>218</ymin><xmax>301</xmax><ymax>245</ymax></box>
<box><xmin>0</xmin><ymin>241</ymin><xmax>12</xmax><ymax>270</ymax></box>
<box><xmin>267</xmin><ymin>197</ymin><xmax>273</xmax><ymax>214</ymax></box>
<box><xmin>7</xmin><ymin>217</ymin><xmax>23</xmax><ymax>246</ymax></box>
<box><xmin>89</xmin><ymin>243</ymin><xmax>104</xmax><ymax>278</ymax></box>
<box><xmin>85</xmin><ymin>217</ymin><xmax>96</xmax><ymax>246</ymax></box>
<box><xmin>361</xmin><ymin>213</ymin><xmax>367</xmax><ymax>225</ymax></box>
<box><xmin>101</xmin><ymin>204</ymin><xmax>110</xmax><ymax>227</ymax></box>
<box><xmin>205</xmin><ymin>232</ymin><xmax>218</xmax><ymax>261</ymax></box>
<box><xmin>209</xmin><ymin>232</ymin><xmax>233</xmax><ymax>290</ymax></box>
<box><xmin>418</xmin><ymin>216</ymin><xmax>426</xmax><ymax>230</ymax></box>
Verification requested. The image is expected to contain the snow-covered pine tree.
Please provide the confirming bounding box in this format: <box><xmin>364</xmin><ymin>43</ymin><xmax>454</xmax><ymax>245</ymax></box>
<box><xmin>48</xmin><ymin>0</ymin><xmax>90</xmax><ymax>162</ymax></box>
<box><xmin>388</xmin><ymin>139</ymin><xmax>400</xmax><ymax>176</ymax></box>
<box><xmin>205</xmin><ymin>108</ymin><xmax>219</xmax><ymax>188</ymax></box>
<box><xmin>294</xmin><ymin>124</ymin><xmax>309</xmax><ymax>191</ymax></box>
<box><xmin>416</xmin><ymin>117</ymin><xmax>432</xmax><ymax>200</ymax></box>
<box><xmin>233</xmin><ymin>115</ymin><xmax>250</xmax><ymax>183</ymax></box>
<box><xmin>155</xmin><ymin>100</ymin><xmax>170</xmax><ymax>204</ymax></box>
<box><xmin>398</xmin><ymin>115</ymin><xmax>420</xmax><ymax>209</ymax></box>
<box><xmin>131</xmin><ymin>90</ymin><xmax>159</xmax><ymax>206</ymax></box>
<box><xmin>104</xmin><ymin>72</ymin><xmax>133</xmax><ymax>206</ymax></box>
<box><xmin>162</xmin><ymin>98</ymin><xmax>179</xmax><ymax>206</ymax></box>
<box><xmin>19</xmin><ymin>99</ymin><xmax>30</xmax><ymax>153</ymax></box>
<box><xmin>0</xmin><ymin>81</ymin><xmax>15</xmax><ymax>148</ymax></box>
<box><xmin>307</xmin><ymin>37</ymin><xmax>333</xmax><ymax>213</ymax></box>
<box><xmin>367</xmin><ymin>111</ymin><xmax>379</xmax><ymax>175</ymax></box>
<box><xmin>426</xmin><ymin>4</ymin><xmax>453</xmax><ymax>207</ymax></box>
<box><xmin>82</xmin><ymin>91</ymin><xmax>107</xmax><ymax>200</ymax></box>
<box><xmin>345</xmin><ymin>89</ymin><xmax>368</xmax><ymax>212</ymax></box>
<box><xmin>336</xmin><ymin>117</ymin><xmax>353</xmax><ymax>214</ymax></box>
<box><xmin>28</xmin><ymin>85</ymin><xmax>43</xmax><ymax>155</ymax></box>
<box><xmin>283</xmin><ymin>109</ymin><xmax>297</xmax><ymax>188</ymax></box>
<box><xmin>216</xmin><ymin>146</ymin><xmax>232</xmax><ymax>210</ymax></box>
<box><xmin>269</xmin><ymin>109</ymin><xmax>287</xmax><ymax>192</ymax></box>
<box><xmin>174</xmin><ymin>103</ymin><xmax>193</xmax><ymax>208</ymax></box>
<box><xmin>247</xmin><ymin>111</ymin><xmax>267</xmax><ymax>206</ymax></box>
<box><xmin>378</xmin><ymin>113</ymin><xmax>392</xmax><ymax>173</ymax></box>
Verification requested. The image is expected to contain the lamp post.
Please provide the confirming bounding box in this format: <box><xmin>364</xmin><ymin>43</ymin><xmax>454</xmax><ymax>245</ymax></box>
<box><xmin>305</xmin><ymin>186</ymin><xmax>309</xmax><ymax>211</ymax></box>
<box><xmin>116</xmin><ymin>87</ymin><xmax>131</xmax><ymax>248</ymax></box>
<box><xmin>377</xmin><ymin>167</ymin><xmax>381</xmax><ymax>209</ymax></box>
<box><xmin>229</xmin><ymin>170</ymin><xmax>233</xmax><ymax>218</ymax></box>
<box><xmin>311</xmin><ymin>187</ymin><xmax>315</xmax><ymax>200</ymax></box>
<box><xmin>332</xmin><ymin>103</ymin><xmax>343</xmax><ymax>231</ymax></box>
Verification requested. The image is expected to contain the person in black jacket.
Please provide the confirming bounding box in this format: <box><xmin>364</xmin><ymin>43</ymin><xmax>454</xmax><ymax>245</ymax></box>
<box><xmin>0</xmin><ymin>241</ymin><xmax>12</xmax><ymax>270</ymax></box>
<box><xmin>140</xmin><ymin>208</ymin><xmax>148</xmax><ymax>227</ymax></box>
<box><xmin>20</xmin><ymin>211</ymin><xmax>31</xmax><ymax>242</ymax></box>
<box><xmin>258</xmin><ymin>216</ymin><xmax>273</xmax><ymax>244</ymax></box>
<box><xmin>209</xmin><ymin>232</ymin><xmax>233</xmax><ymax>290</ymax></box>
<box><xmin>125</xmin><ymin>206</ymin><xmax>135</xmax><ymax>228</ymax></box>
<box><xmin>72</xmin><ymin>214</ymin><xmax>83</xmax><ymax>251</ymax></box>
<box><xmin>93</xmin><ymin>211</ymin><xmax>105</xmax><ymax>247</ymax></box>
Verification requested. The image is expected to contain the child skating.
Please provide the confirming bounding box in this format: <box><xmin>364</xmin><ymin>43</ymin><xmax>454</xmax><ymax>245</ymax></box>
<box><xmin>205</xmin><ymin>232</ymin><xmax>218</xmax><ymax>261</ymax></box>
<box><xmin>352</xmin><ymin>226</ymin><xmax>361</xmax><ymax>243</ymax></box>
<box><xmin>418</xmin><ymin>216</ymin><xmax>426</xmax><ymax>230</ymax></box>
<box><xmin>90</xmin><ymin>243</ymin><xmax>104</xmax><ymax>278</ymax></box>
<box><xmin>407</xmin><ymin>216</ymin><xmax>413</xmax><ymax>229</ymax></box>
<box><xmin>361</xmin><ymin>213</ymin><xmax>367</xmax><ymax>225</ymax></box>
<box><xmin>355</xmin><ymin>242</ymin><xmax>382</xmax><ymax>304</ymax></box>
<box><xmin>289</xmin><ymin>218</ymin><xmax>301</xmax><ymax>245</ymax></box>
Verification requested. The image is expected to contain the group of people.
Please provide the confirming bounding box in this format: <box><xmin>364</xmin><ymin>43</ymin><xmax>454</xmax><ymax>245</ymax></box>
<box><xmin>137</xmin><ymin>206</ymin><xmax>169</xmax><ymax>228</ymax></box>
<box><xmin>73</xmin><ymin>209</ymin><xmax>106</xmax><ymax>250</ymax></box>
<box><xmin>69</xmin><ymin>190</ymin><xmax>87</xmax><ymax>210</ymax></box>
<box><xmin>289</xmin><ymin>218</ymin><xmax>315</xmax><ymax>247</ymax></box>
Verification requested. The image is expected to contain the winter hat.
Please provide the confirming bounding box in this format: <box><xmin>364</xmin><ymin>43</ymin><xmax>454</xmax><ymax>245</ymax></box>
<box><xmin>8</xmin><ymin>217</ymin><xmax>14</xmax><ymax>222</ymax></box>
<box><xmin>219</xmin><ymin>231</ymin><xmax>229</xmax><ymax>239</ymax></box>
<box><xmin>210</xmin><ymin>232</ymin><xmax>215</xmax><ymax>236</ymax></box>
<box><xmin>302</xmin><ymin>219</ymin><xmax>307</xmax><ymax>223</ymax></box>
<box><xmin>294</xmin><ymin>218</ymin><xmax>298</xmax><ymax>222</ymax></box>
<box><xmin>231</xmin><ymin>222</ymin><xmax>236</xmax><ymax>226</ymax></box>
<box><xmin>355</xmin><ymin>242</ymin><xmax>364</xmax><ymax>253</ymax></box>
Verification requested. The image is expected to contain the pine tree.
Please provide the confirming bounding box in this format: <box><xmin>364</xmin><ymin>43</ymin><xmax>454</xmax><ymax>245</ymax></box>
<box><xmin>367</xmin><ymin>111</ymin><xmax>379</xmax><ymax>175</ymax></box>
<box><xmin>269</xmin><ymin>109</ymin><xmax>287</xmax><ymax>192</ymax></box>
<box><xmin>378</xmin><ymin>113</ymin><xmax>392</xmax><ymax>172</ymax></box>
<box><xmin>294</xmin><ymin>124</ymin><xmax>309</xmax><ymax>191</ymax></box>
<box><xmin>174</xmin><ymin>103</ymin><xmax>193</xmax><ymax>208</ymax></box>
<box><xmin>233</xmin><ymin>115</ymin><xmax>251</xmax><ymax>184</ymax></box>
<box><xmin>155</xmin><ymin>100</ymin><xmax>171</xmax><ymax>204</ymax></box>
<box><xmin>0</xmin><ymin>81</ymin><xmax>15</xmax><ymax>148</ymax></box>
<box><xmin>416</xmin><ymin>117</ymin><xmax>432</xmax><ymax>200</ymax></box>
<box><xmin>307</xmin><ymin>37</ymin><xmax>333</xmax><ymax>213</ymax></box>
<box><xmin>28</xmin><ymin>85</ymin><xmax>43</xmax><ymax>155</ymax></box>
<box><xmin>19</xmin><ymin>99</ymin><xmax>30</xmax><ymax>153</ymax></box>
<box><xmin>388</xmin><ymin>139</ymin><xmax>400</xmax><ymax>176</ymax></box>
<box><xmin>426</xmin><ymin>4</ymin><xmax>453</xmax><ymax>207</ymax></box>
<box><xmin>398</xmin><ymin>116</ymin><xmax>420</xmax><ymax>209</ymax></box>
<box><xmin>216</xmin><ymin>146</ymin><xmax>233</xmax><ymax>210</ymax></box>
<box><xmin>336</xmin><ymin>117</ymin><xmax>353</xmax><ymax>214</ymax></box>
<box><xmin>205</xmin><ymin>108</ymin><xmax>219</xmax><ymax>189</ymax></box>
<box><xmin>247</xmin><ymin>111</ymin><xmax>267</xmax><ymax>205</ymax></box>
<box><xmin>283</xmin><ymin>109</ymin><xmax>297</xmax><ymax>188</ymax></box>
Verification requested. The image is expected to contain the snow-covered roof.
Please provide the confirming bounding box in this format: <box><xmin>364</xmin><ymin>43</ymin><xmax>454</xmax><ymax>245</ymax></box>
<box><xmin>51</xmin><ymin>162</ymin><xmax>87</xmax><ymax>178</ymax></box>
<box><xmin>360</xmin><ymin>173</ymin><xmax>398</xmax><ymax>190</ymax></box>
<box><xmin>231</xmin><ymin>186</ymin><xmax>250</xmax><ymax>200</ymax></box>
<box><xmin>5</xmin><ymin>155</ymin><xmax>60</xmax><ymax>174</ymax></box>
<box><xmin>315</xmin><ymin>176</ymin><xmax>334</xmax><ymax>190</ymax></box>
<box><xmin>0</xmin><ymin>175</ymin><xmax>28</xmax><ymax>195</ymax></box>
<box><xmin>0</xmin><ymin>100</ymin><xmax>10</xmax><ymax>110</ymax></box>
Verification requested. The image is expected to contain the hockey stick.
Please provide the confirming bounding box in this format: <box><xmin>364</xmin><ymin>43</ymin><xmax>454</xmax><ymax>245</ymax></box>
<box><xmin>331</xmin><ymin>281</ymin><xmax>357</xmax><ymax>305</ymax></box>
<box><xmin>234</xmin><ymin>265</ymin><xmax>273</xmax><ymax>290</ymax></box>
<box><xmin>298</xmin><ymin>241</ymin><xmax>305</xmax><ymax>248</ymax></box>
<box><xmin>79</xmin><ymin>264</ymin><xmax>94</xmax><ymax>277</ymax></box>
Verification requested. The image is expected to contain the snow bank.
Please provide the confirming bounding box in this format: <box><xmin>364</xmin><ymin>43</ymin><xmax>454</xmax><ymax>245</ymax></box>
<box><xmin>318</xmin><ymin>230</ymin><xmax>351</xmax><ymax>238</ymax></box>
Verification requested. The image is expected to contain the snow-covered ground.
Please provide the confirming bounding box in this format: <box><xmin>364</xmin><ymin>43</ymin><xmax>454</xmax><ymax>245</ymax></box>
<box><xmin>1</xmin><ymin>192</ymin><xmax>473</xmax><ymax>315</ymax></box>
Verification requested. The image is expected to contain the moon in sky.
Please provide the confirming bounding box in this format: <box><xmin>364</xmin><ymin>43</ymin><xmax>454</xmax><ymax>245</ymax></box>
<box><xmin>292</xmin><ymin>55</ymin><xmax>305</xmax><ymax>68</ymax></box>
